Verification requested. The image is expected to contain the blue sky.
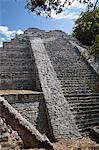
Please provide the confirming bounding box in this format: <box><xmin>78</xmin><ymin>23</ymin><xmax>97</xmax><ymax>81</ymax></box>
<box><xmin>0</xmin><ymin>0</ymin><xmax>87</xmax><ymax>46</ymax></box>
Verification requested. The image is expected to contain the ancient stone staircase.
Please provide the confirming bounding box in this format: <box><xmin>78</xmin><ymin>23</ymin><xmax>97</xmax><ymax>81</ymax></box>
<box><xmin>44</xmin><ymin>36</ymin><xmax>99</xmax><ymax>134</ymax></box>
<box><xmin>30</xmin><ymin>37</ymin><xmax>81</xmax><ymax>140</ymax></box>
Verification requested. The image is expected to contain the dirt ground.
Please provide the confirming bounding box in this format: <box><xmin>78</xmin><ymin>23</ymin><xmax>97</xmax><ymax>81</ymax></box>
<box><xmin>52</xmin><ymin>137</ymin><xmax>99</xmax><ymax>150</ymax></box>
<box><xmin>28</xmin><ymin>137</ymin><xmax>99</xmax><ymax>150</ymax></box>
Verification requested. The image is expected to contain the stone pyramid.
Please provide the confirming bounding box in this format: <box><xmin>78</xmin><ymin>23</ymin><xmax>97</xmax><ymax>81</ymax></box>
<box><xmin>0</xmin><ymin>28</ymin><xmax>99</xmax><ymax>149</ymax></box>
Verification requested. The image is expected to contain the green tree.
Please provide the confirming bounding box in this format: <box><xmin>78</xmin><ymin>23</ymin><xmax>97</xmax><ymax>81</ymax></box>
<box><xmin>73</xmin><ymin>7</ymin><xmax>99</xmax><ymax>55</ymax></box>
<box><xmin>89</xmin><ymin>34</ymin><xmax>99</xmax><ymax>55</ymax></box>
<box><xmin>73</xmin><ymin>8</ymin><xmax>99</xmax><ymax>45</ymax></box>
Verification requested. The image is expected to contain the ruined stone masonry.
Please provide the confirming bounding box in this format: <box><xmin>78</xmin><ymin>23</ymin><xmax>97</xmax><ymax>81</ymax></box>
<box><xmin>0</xmin><ymin>28</ymin><xmax>99</xmax><ymax>149</ymax></box>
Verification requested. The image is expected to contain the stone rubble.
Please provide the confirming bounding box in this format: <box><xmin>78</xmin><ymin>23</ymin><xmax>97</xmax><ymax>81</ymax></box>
<box><xmin>0</xmin><ymin>117</ymin><xmax>23</xmax><ymax>150</ymax></box>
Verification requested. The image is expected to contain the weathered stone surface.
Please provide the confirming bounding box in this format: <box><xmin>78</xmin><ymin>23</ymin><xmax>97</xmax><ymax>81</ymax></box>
<box><xmin>0</xmin><ymin>28</ymin><xmax>99</xmax><ymax>148</ymax></box>
<box><xmin>0</xmin><ymin>97</ymin><xmax>53</xmax><ymax>149</ymax></box>
<box><xmin>0</xmin><ymin>38</ymin><xmax>41</xmax><ymax>91</ymax></box>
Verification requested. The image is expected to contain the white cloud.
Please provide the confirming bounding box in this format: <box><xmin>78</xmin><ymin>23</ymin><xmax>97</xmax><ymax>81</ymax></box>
<box><xmin>0</xmin><ymin>26</ymin><xmax>16</xmax><ymax>38</ymax></box>
<box><xmin>63</xmin><ymin>0</ymin><xmax>86</xmax><ymax>9</ymax></box>
<box><xmin>0</xmin><ymin>26</ymin><xmax>24</xmax><ymax>47</ymax></box>
<box><xmin>16</xmin><ymin>29</ymin><xmax>24</xmax><ymax>35</ymax></box>
<box><xmin>0</xmin><ymin>42</ymin><xmax>3</xmax><ymax>47</ymax></box>
<box><xmin>1</xmin><ymin>38</ymin><xmax>5</xmax><ymax>41</ymax></box>
<box><xmin>0</xmin><ymin>26</ymin><xmax>23</xmax><ymax>40</ymax></box>
<box><xmin>51</xmin><ymin>10</ymin><xmax>79</xmax><ymax>20</ymax></box>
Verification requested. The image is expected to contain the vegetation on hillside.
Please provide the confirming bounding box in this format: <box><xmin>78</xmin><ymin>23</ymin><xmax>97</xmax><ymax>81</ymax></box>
<box><xmin>73</xmin><ymin>6</ymin><xmax>99</xmax><ymax>56</ymax></box>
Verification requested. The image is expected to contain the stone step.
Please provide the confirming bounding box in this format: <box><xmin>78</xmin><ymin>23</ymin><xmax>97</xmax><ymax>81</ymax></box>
<box><xmin>0</xmin><ymin>60</ymin><xmax>34</xmax><ymax>65</ymax></box>
<box><xmin>62</xmin><ymin>85</ymin><xmax>94</xmax><ymax>89</ymax></box>
<box><xmin>71</xmin><ymin>108</ymin><xmax>99</xmax><ymax>115</ymax></box>
<box><xmin>53</xmin><ymin>61</ymin><xmax>92</xmax><ymax>65</ymax></box>
<box><xmin>68</xmin><ymin>96</ymin><xmax>99</xmax><ymax>100</ymax></box>
<box><xmin>0</xmin><ymin>66</ymin><xmax>34</xmax><ymax>72</ymax></box>
<box><xmin>62</xmin><ymin>85</ymin><xmax>95</xmax><ymax>88</ymax></box>
<box><xmin>55</xmin><ymin>65</ymin><xmax>93</xmax><ymax>69</ymax></box>
<box><xmin>0</xmin><ymin>72</ymin><xmax>34</xmax><ymax>79</ymax></box>
<box><xmin>63</xmin><ymin>91</ymin><xmax>93</xmax><ymax>95</ymax></box>
<box><xmin>61</xmin><ymin>84</ymin><xmax>96</xmax><ymax>89</ymax></box>
<box><xmin>62</xmin><ymin>85</ymin><xmax>91</xmax><ymax>89</ymax></box>
<box><xmin>3</xmin><ymin>42</ymin><xmax>28</xmax><ymax>49</ymax></box>
<box><xmin>53</xmin><ymin>59</ymin><xmax>89</xmax><ymax>65</ymax></box>
<box><xmin>56</xmin><ymin>69</ymin><xmax>93</xmax><ymax>73</ymax></box>
<box><xmin>0</xmin><ymin>61</ymin><xmax>34</xmax><ymax>68</ymax></box>
<box><xmin>0</xmin><ymin>50</ymin><xmax>31</xmax><ymax>54</ymax></box>
<box><xmin>58</xmin><ymin>75</ymin><xmax>96</xmax><ymax>80</ymax></box>
<box><xmin>70</xmin><ymin>102</ymin><xmax>99</xmax><ymax>106</ymax></box>
<box><xmin>56</xmin><ymin>68</ymin><xmax>93</xmax><ymax>72</ymax></box>
<box><xmin>67</xmin><ymin>95</ymin><xmax>99</xmax><ymax>102</ymax></box>
<box><xmin>59</xmin><ymin>78</ymin><xmax>97</xmax><ymax>83</ymax></box>
<box><xmin>70</xmin><ymin>103</ymin><xmax>99</xmax><ymax>108</ymax></box>
<box><xmin>71</xmin><ymin>106</ymin><xmax>99</xmax><ymax>111</ymax></box>
<box><xmin>75</xmin><ymin>113</ymin><xmax>99</xmax><ymax>118</ymax></box>
<box><xmin>2</xmin><ymin>48</ymin><xmax>30</xmax><ymax>53</ymax></box>
<box><xmin>77</xmin><ymin>124</ymin><xmax>99</xmax><ymax>132</ymax></box>
<box><xmin>62</xmin><ymin>86</ymin><xmax>95</xmax><ymax>91</ymax></box>
<box><xmin>77</xmin><ymin>119</ymin><xmax>99</xmax><ymax>128</ymax></box>
<box><xmin>0</xmin><ymin>70</ymin><xmax>35</xmax><ymax>74</ymax></box>
<box><xmin>0</xmin><ymin>52</ymin><xmax>32</xmax><ymax>59</ymax></box>
<box><xmin>0</xmin><ymin>58</ymin><xmax>33</xmax><ymax>63</ymax></box>
<box><xmin>0</xmin><ymin>55</ymin><xmax>32</xmax><ymax>59</ymax></box>
<box><xmin>76</xmin><ymin>117</ymin><xmax>99</xmax><ymax>124</ymax></box>
<box><xmin>65</xmin><ymin>94</ymin><xmax>99</xmax><ymax>97</ymax></box>
<box><xmin>60</xmin><ymin>78</ymin><xmax>97</xmax><ymax>82</ymax></box>
<box><xmin>70</xmin><ymin>102</ymin><xmax>99</xmax><ymax>107</ymax></box>
<box><xmin>63</xmin><ymin>90</ymin><xmax>93</xmax><ymax>95</ymax></box>
<box><xmin>0</xmin><ymin>46</ymin><xmax>29</xmax><ymax>51</ymax></box>
<box><xmin>67</xmin><ymin>95</ymin><xmax>99</xmax><ymax>99</ymax></box>
<box><xmin>4</xmin><ymin>45</ymin><xmax>28</xmax><ymax>49</ymax></box>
